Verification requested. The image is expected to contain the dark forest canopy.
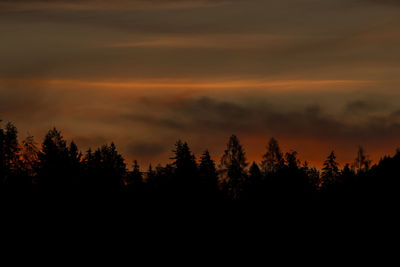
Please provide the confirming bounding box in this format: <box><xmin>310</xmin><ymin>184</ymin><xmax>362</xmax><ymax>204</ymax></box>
<box><xmin>1</xmin><ymin>121</ymin><xmax>400</xmax><ymax>203</ymax></box>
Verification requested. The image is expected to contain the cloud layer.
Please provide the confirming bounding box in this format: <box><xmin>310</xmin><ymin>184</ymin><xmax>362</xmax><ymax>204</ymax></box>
<box><xmin>0</xmin><ymin>0</ymin><xmax>231</xmax><ymax>10</ymax></box>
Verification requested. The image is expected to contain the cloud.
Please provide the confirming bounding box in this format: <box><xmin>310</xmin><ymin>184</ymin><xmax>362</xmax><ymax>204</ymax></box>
<box><xmin>106</xmin><ymin>34</ymin><xmax>299</xmax><ymax>50</ymax></box>
<box><xmin>123</xmin><ymin>96</ymin><xmax>400</xmax><ymax>145</ymax></box>
<box><xmin>1</xmin><ymin>78</ymin><xmax>370</xmax><ymax>92</ymax></box>
<box><xmin>0</xmin><ymin>79</ymin><xmax>50</xmax><ymax>121</ymax></box>
<box><xmin>127</xmin><ymin>142</ymin><xmax>168</xmax><ymax>158</ymax></box>
<box><xmin>344</xmin><ymin>100</ymin><xmax>387</xmax><ymax>114</ymax></box>
<box><xmin>0</xmin><ymin>0</ymin><xmax>232</xmax><ymax>11</ymax></box>
<box><xmin>363</xmin><ymin>0</ymin><xmax>400</xmax><ymax>6</ymax></box>
<box><xmin>2</xmin><ymin>78</ymin><xmax>400</xmax><ymax>166</ymax></box>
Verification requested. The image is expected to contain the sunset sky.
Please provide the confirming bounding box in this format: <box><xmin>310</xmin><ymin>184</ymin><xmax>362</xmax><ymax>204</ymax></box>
<box><xmin>1</xmin><ymin>0</ymin><xmax>400</xmax><ymax>168</ymax></box>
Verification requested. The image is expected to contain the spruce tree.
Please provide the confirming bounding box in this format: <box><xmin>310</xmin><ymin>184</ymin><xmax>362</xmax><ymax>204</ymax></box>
<box><xmin>199</xmin><ymin>150</ymin><xmax>218</xmax><ymax>196</ymax></box>
<box><xmin>322</xmin><ymin>151</ymin><xmax>340</xmax><ymax>186</ymax></box>
<box><xmin>261</xmin><ymin>137</ymin><xmax>284</xmax><ymax>175</ymax></box>
<box><xmin>220</xmin><ymin>135</ymin><xmax>248</xmax><ymax>199</ymax></box>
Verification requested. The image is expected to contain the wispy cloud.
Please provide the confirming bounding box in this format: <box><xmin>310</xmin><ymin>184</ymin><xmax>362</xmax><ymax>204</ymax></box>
<box><xmin>0</xmin><ymin>0</ymin><xmax>232</xmax><ymax>11</ymax></box>
<box><xmin>106</xmin><ymin>34</ymin><xmax>304</xmax><ymax>49</ymax></box>
<box><xmin>0</xmin><ymin>77</ymin><xmax>374</xmax><ymax>93</ymax></box>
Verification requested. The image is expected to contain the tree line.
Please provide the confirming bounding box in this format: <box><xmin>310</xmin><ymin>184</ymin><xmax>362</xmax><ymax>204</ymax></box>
<box><xmin>1</xmin><ymin>121</ymin><xmax>400</xmax><ymax>203</ymax></box>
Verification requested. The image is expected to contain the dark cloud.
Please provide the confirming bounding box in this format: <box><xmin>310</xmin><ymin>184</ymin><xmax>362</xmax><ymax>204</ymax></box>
<box><xmin>122</xmin><ymin>114</ymin><xmax>185</xmax><ymax>130</ymax></box>
<box><xmin>363</xmin><ymin>0</ymin><xmax>400</xmax><ymax>6</ymax></box>
<box><xmin>344</xmin><ymin>100</ymin><xmax>386</xmax><ymax>114</ymax></box>
<box><xmin>73</xmin><ymin>135</ymin><xmax>110</xmax><ymax>150</ymax></box>
<box><xmin>0</xmin><ymin>80</ymin><xmax>49</xmax><ymax>121</ymax></box>
<box><xmin>124</xmin><ymin>96</ymin><xmax>400</xmax><ymax>145</ymax></box>
<box><xmin>127</xmin><ymin>142</ymin><xmax>168</xmax><ymax>158</ymax></box>
<box><xmin>0</xmin><ymin>0</ymin><xmax>232</xmax><ymax>10</ymax></box>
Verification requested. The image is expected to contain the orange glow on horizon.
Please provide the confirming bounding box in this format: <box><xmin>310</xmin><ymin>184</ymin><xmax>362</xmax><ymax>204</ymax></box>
<box><xmin>0</xmin><ymin>77</ymin><xmax>375</xmax><ymax>92</ymax></box>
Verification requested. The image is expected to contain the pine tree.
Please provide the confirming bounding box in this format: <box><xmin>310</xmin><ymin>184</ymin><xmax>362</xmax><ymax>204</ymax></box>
<box><xmin>97</xmin><ymin>143</ymin><xmax>126</xmax><ymax>189</ymax></box>
<box><xmin>342</xmin><ymin>163</ymin><xmax>355</xmax><ymax>178</ymax></box>
<box><xmin>199</xmin><ymin>150</ymin><xmax>218</xmax><ymax>196</ymax></box>
<box><xmin>0</xmin><ymin>122</ymin><xmax>5</xmax><ymax>184</ymax></box>
<box><xmin>81</xmin><ymin>143</ymin><xmax>126</xmax><ymax>189</ymax></box>
<box><xmin>38</xmin><ymin>128</ymin><xmax>69</xmax><ymax>185</ymax></box>
<box><xmin>302</xmin><ymin>161</ymin><xmax>321</xmax><ymax>189</ymax></box>
<box><xmin>68</xmin><ymin>141</ymin><xmax>83</xmax><ymax>185</ymax></box>
<box><xmin>220</xmin><ymin>135</ymin><xmax>248</xmax><ymax>199</ymax></box>
<box><xmin>171</xmin><ymin>140</ymin><xmax>198</xmax><ymax>187</ymax></box>
<box><xmin>248</xmin><ymin>162</ymin><xmax>262</xmax><ymax>186</ymax></box>
<box><xmin>353</xmin><ymin>146</ymin><xmax>371</xmax><ymax>174</ymax></box>
<box><xmin>261</xmin><ymin>137</ymin><xmax>284</xmax><ymax>175</ymax></box>
<box><xmin>125</xmin><ymin>160</ymin><xmax>143</xmax><ymax>196</ymax></box>
<box><xmin>146</xmin><ymin>164</ymin><xmax>155</xmax><ymax>183</ymax></box>
<box><xmin>285</xmin><ymin>150</ymin><xmax>300</xmax><ymax>170</ymax></box>
<box><xmin>245</xmin><ymin>162</ymin><xmax>263</xmax><ymax>200</ymax></box>
<box><xmin>20</xmin><ymin>135</ymin><xmax>40</xmax><ymax>183</ymax></box>
<box><xmin>127</xmin><ymin>160</ymin><xmax>143</xmax><ymax>186</ymax></box>
<box><xmin>322</xmin><ymin>151</ymin><xmax>340</xmax><ymax>186</ymax></box>
<box><xmin>0</xmin><ymin>122</ymin><xmax>20</xmax><ymax>183</ymax></box>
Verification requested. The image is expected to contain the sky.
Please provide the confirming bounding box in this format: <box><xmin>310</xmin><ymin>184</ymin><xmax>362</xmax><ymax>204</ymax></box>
<box><xmin>1</xmin><ymin>0</ymin><xmax>400</xmax><ymax>168</ymax></box>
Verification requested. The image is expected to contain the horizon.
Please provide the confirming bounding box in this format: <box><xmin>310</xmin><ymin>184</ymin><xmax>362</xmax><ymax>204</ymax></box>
<box><xmin>1</xmin><ymin>120</ymin><xmax>396</xmax><ymax>171</ymax></box>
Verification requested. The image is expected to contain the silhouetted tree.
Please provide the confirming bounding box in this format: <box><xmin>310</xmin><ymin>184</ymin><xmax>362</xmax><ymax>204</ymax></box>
<box><xmin>146</xmin><ymin>164</ymin><xmax>155</xmax><ymax>184</ymax></box>
<box><xmin>84</xmin><ymin>143</ymin><xmax>126</xmax><ymax>191</ymax></box>
<box><xmin>21</xmin><ymin>136</ymin><xmax>39</xmax><ymax>175</ymax></box>
<box><xmin>321</xmin><ymin>151</ymin><xmax>340</xmax><ymax>186</ymax></box>
<box><xmin>128</xmin><ymin>160</ymin><xmax>143</xmax><ymax>184</ymax></box>
<box><xmin>0</xmin><ymin>122</ymin><xmax>20</xmax><ymax>184</ymax></box>
<box><xmin>244</xmin><ymin>162</ymin><xmax>263</xmax><ymax>200</ymax></box>
<box><xmin>368</xmin><ymin>150</ymin><xmax>400</xmax><ymax>201</ymax></box>
<box><xmin>271</xmin><ymin>150</ymin><xmax>315</xmax><ymax>200</ymax></box>
<box><xmin>0</xmin><ymin>122</ymin><xmax>5</xmax><ymax>185</ymax></box>
<box><xmin>15</xmin><ymin>135</ymin><xmax>40</xmax><ymax>185</ymax></box>
<box><xmin>171</xmin><ymin>140</ymin><xmax>199</xmax><ymax>196</ymax></box>
<box><xmin>353</xmin><ymin>146</ymin><xmax>371</xmax><ymax>174</ymax></box>
<box><xmin>125</xmin><ymin>160</ymin><xmax>143</xmax><ymax>196</ymax></box>
<box><xmin>38</xmin><ymin>128</ymin><xmax>70</xmax><ymax>186</ymax></box>
<box><xmin>150</xmin><ymin>163</ymin><xmax>175</xmax><ymax>198</ymax></box>
<box><xmin>82</xmin><ymin>148</ymin><xmax>94</xmax><ymax>187</ymax></box>
<box><xmin>302</xmin><ymin>161</ymin><xmax>321</xmax><ymax>189</ymax></box>
<box><xmin>339</xmin><ymin>163</ymin><xmax>357</xmax><ymax>196</ymax></box>
<box><xmin>285</xmin><ymin>151</ymin><xmax>300</xmax><ymax>169</ymax></box>
<box><xmin>220</xmin><ymin>135</ymin><xmax>248</xmax><ymax>200</ymax></box>
<box><xmin>261</xmin><ymin>137</ymin><xmax>284</xmax><ymax>175</ymax></box>
<box><xmin>3</xmin><ymin>119</ymin><xmax>400</xmax><ymax>206</ymax></box>
<box><xmin>68</xmin><ymin>141</ymin><xmax>83</xmax><ymax>185</ymax></box>
<box><xmin>199</xmin><ymin>150</ymin><xmax>219</xmax><ymax>198</ymax></box>
<box><xmin>341</xmin><ymin>164</ymin><xmax>355</xmax><ymax>179</ymax></box>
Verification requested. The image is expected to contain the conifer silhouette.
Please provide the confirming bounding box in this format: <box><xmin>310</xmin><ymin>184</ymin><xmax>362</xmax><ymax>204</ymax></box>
<box><xmin>220</xmin><ymin>135</ymin><xmax>248</xmax><ymax>200</ymax></box>
<box><xmin>1</xmin><ymin>120</ymin><xmax>400</xmax><ymax>205</ymax></box>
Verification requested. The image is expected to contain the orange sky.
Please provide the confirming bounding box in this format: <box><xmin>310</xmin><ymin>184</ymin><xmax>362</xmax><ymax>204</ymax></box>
<box><xmin>1</xmin><ymin>0</ymin><xmax>400</xmax><ymax>169</ymax></box>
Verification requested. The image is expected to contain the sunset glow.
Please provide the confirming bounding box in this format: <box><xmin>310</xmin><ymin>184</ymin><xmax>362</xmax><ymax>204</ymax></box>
<box><xmin>2</xmin><ymin>0</ymin><xmax>400</xmax><ymax>169</ymax></box>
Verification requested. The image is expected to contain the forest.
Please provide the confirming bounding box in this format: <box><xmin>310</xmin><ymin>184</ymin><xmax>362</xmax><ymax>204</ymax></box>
<box><xmin>1</xmin><ymin>120</ymin><xmax>400</xmax><ymax>204</ymax></box>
